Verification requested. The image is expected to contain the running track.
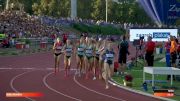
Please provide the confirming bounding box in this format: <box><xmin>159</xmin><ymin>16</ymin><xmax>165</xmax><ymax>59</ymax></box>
<box><xmin>0</xmin><ymin>44</ymin><xmax>162</xmax><ymax>101</ymax></box>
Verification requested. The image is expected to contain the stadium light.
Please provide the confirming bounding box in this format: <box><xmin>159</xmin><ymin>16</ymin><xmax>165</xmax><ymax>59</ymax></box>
<box><xmin>6</xmin><ymin>0</ymin><xmax>10</xmax><ymax>10</ymax></box>
<box><xmin>71</xmin><ymin>0</ymin><xmax>77</xmax><ymax>19</ymax></box>
<box><xmin>106</xmin><ymin>0</ymin><xmax>108</xmax><ymax>22</ymax></box>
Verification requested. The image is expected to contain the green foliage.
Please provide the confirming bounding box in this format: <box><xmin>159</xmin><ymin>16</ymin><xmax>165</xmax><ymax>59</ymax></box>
<box><xmin>0</xmin><ymin>0</ymin><xmax>6</xmax><ymax>9</ymax></box>
<box><xmin>113</xmin><ymin>60</ymin><xmax>180</xmax><ymax>100</ymax></box>
<box><xmin>72</xmin><ymin>23</ymin><xmax>125</xmax><ymax>35</ymax></box>
<box><xmin>91</xmin><ymin>0</ymin><xmax>106</xmax><ymax>20</ymax></box>
<box><xmin>77</xmin><ymin>0</ymin><xmax>94</xmax><ymax>19</ymax></box>
<box><xmin>20</xmin><ymin>0</ymin><xmax>39</xmax><ymax>14</ymax></box>
<box><xmin>32</xmin><ymin>0</ymin><xmax>70</xmax><ymax>17</ymax></box>
<box><xmin>0</xmin><ymin>34</ymin><xmax>6</xmax><ymax>39</ymax></box>
<box><xmin>2</xmin><ymin>0</ymin><xmax>153</xmax><ymax>24</ymax></box>
<box><xmin>4</xmin><ymin>0</ymin><xmax>39</xmax><ymax>14</ymax></box>
<box><xmin>25</xmin><ymin>39</ymin><xmax>31</xmax><ymax>44</ymax></box>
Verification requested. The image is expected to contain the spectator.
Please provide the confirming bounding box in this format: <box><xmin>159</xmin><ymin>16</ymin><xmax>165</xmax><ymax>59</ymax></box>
<box><xmin>118</xmin><ymin>35</ymin><xmax>129</xmax><ymax>75</ymax></box>
<box><xmin>63</xmin><ymin>33</ymin><xmax>68</xmax><ymax>44</ymax></box>
<box><xmin>170</xmin><ymin>35</ymin><xmax>177</xmax><ymax>68</ymax></box>
<box><xmin>165</xmin><ymin>39</ymin><xmax>171</xmax><ymax>67</ymax></box>
<box><xmin>167</xmin><ymin>36</ymin><xmax>178</xmax><ymax>80</ymax></box>
<box><xmin>0</xmin><ymin>10</ymin><xmax>63</xmax><ymax>39</ymax></box>
<box><xmin>145</xmin><ymin>36</ymin><xmax>155</xmax><ymax>66</ymax></box>
<box><xmin>2</xmin><ymin>38</ymin><xmax>9</xmax><ymax>48</ymax></box>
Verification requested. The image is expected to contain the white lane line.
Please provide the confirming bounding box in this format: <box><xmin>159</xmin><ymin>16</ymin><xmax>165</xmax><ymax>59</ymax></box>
<box><xmin>10</xmin><ymin>70</ymin><xmax>36</xmax><ymax>101</ymax></box>
<box><xmin>0</xmin><ymin>68</ymin><xmax>12</xmax><ymax>70</ymax></box>
<box><xmin>45</xmin><ymin>68</ymin><xmax>77</xmax><ymax>70</ymax></box>
<box><xmin>43</xmin><ymin>71</ymin><xmax>82</xmax><ymax>101</ymax></box>
<box><xmin>0</xmin><ymin>68</ymin><xmax>42</xmax><ymax>70</ymax></box>
<box><xmin>0</xmin><ymin>68</ymin><xmax>77</xmax><ymax>71</ymax></box>
<box><xmin>0</xmin><ymin>68</ymin><xmax>50</xmax><ymax>70</ymax></box>
<box><xmin>73</xmin><ymin>75</ymin><xmax>126</xmax><ymax>101</ymax></box>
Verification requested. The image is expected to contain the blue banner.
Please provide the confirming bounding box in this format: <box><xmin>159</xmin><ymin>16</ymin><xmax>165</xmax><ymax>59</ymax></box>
<box><xmin>153</xmin><ymin>32</ymin><xmax>170</xmax><ymax>38</ymax></box>
<box><xmin>139</xmin><ymin>0</ymin><xmax>180</xmax><ymax>25</ymax></box>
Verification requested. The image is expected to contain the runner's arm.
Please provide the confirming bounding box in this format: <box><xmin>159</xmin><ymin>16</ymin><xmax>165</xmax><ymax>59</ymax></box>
<box><xmin>98</xmin><ymin>46</ymin><xmax>105</xmax><ymax>53</ymax></box>
<box><xmin>52</xmin><ymin>43</ymin><xmax>56</xmax><ymax>53</ymax></box>
<box><xmin>61</xmin><ymin>45</ymin><xmax>66</xmax><ymax>53</ymax></box>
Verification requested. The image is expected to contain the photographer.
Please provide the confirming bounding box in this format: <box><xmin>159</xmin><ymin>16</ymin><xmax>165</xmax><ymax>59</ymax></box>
<box><xmin>139</xmin><ymin>36</ymin><xmax>144</xmax><ymax>50</ymax></box>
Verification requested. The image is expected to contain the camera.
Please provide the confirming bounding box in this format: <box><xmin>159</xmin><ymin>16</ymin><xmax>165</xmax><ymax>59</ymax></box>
<box><xmin>140</xmin><ymin>36</ymin><xmax>144</xmax><ymax>40</ymax></box>
<box><xmin>133</xmin><ymin>39</ymin><xmax>140</xmax><ymax>46</ymax></box>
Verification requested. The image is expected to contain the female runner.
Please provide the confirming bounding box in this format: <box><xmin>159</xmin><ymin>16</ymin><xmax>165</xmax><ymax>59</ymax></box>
<box><xmin>62</xmin><ymin>39</ymin><xmax>73</xmax><ymax>77</ymax></box>
<box><xmin>84</xmin><ymin>37</ymin><xmax>94</xmax><ymax>79</ymax></box>
<box><xmin>102</xmin><ymin>41</ymin><xmax>115</xmax><ymax>89</ymax></box>
<box><xmin>53</xmin><ymin>37</ymin><xmax>63</xmax><ymax>74</ymax></box>
<box><xmin>92</xmin><ymin>38</ymin><xmax>102</xmax><ymax>80</ymax></box>
<box><xmin>98</xmin><ymin>38</ymin><xmax>107</xmax><ymax>79</ymax></box>
<box><xmin>76</xmin><ymin>36</ymin><xmax>86</xmax><ymax>77</ymax></box>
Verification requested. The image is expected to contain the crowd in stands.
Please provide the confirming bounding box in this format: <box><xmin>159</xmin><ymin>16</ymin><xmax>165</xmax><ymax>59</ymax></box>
<box><xmin>0</xmin><ymin>10</ymin><xmax>64</xmax><ymax>39</ymax></box>
<box><xmin>0</xmin><ymin>10</ymin><xmax>179</xmax><ymax>48</ymax></box>
<box><xmin>0</xmin><ymin>10</ymin><xmax>68</xmax><ymax>48</ymax></box>
<box><xmin>40</xmin><ymin>15</ymin><xmax>180</xmax><ymax>31</ymax></box>
<box><xmin>40</xmin><ymin>15</ymin><xmax>159</xmax><ymax>29</ymax></box>
<box><xmin>1</xmin><ymin>10</ymin><xmax>179</xmax><ymax>38</ymax></box>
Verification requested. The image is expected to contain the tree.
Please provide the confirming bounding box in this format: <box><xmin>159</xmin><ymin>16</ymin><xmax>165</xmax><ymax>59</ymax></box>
<box><xmin>5</xmin><ymin>0</ymin><xmax>39</xmax><ymax>14</ymax></box>
<box><xmin>77</xmin><ymin>0</ymin><xmax>93</xmax><ymax>19</ymax></box>
<box><xmin>0</xmin><ymin>0</ymin><xmax>6</xmax><ymax>10</ymax></box>
<box><xmin>48</xmin><ymin>0</ymin><xmax>59</xmax><ymax>17</ymax></box>
<box><xmin>32</xmin><ymin>0</ymin><xmax>70</xmax><ymax>17</ymax></box>
<box><xmin>91</xmin><ymin>0</ymin><xmax>106</xmax><ymax>20</ymax></box>
<box><xmin>3</xmin><ymin>0</ymin><xmax>153</xmax><ymax>24</ymax></box>
<box><xmin>57</xmin><ymin>0</ymin><xmax>70</xmax><ymax>17</ymax></box>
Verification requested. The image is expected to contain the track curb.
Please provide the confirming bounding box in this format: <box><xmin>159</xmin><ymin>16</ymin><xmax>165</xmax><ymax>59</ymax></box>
<box><xmin>109</xmin><ymin>78</ymin><xmax>176</xmax><ymax>101</ymax></box>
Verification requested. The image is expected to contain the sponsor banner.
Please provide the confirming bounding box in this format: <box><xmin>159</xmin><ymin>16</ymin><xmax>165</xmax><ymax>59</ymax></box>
<box><xmin>139</xmin><ymin>0</ymin><xmax>180</xmax><ymax>24</ymax></box>
<box><xmin>130</xmin><ymin>29</ymin><xmax>178</xmax><ymax>42</ymax></box>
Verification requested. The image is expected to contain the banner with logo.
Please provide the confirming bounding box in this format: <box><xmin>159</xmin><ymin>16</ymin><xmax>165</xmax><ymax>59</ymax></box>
<box><xmin>138</xmin><ymin>0</ymin><xmax>180</xmax><ymax>25</ymax></box>
<box><xmin>130</xmin><ymin>29</ymin><xmax>178</xmax><ymax>42</ymax></box>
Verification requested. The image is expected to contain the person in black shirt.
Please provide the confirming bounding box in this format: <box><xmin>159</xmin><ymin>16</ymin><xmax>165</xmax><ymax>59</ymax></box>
<box><xmin>118</xmin><ymin>35</ymin><xmax>129</xmax><ymax>75</ymax></box>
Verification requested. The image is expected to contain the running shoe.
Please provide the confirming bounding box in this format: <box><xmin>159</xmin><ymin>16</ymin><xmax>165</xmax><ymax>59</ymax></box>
<box><xmin>93</xmin><ymin>76</ymin><xmax>96</xmax><ymax>80</ymax></box>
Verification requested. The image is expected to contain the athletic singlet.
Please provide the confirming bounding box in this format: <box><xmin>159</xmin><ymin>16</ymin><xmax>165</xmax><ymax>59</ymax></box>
<box><xmin>55</xmin><ymin>42</ymin><xmax>63</xmax><ymax>50</ymax></box>
<box><xmin>77</xmin><ymin>44</ymin><xmax>85</xmax><ymax>56</ymax></box>
<box><xmin>65</xmin><ymin>45</ymin><xmax>73</xmax><ymax>56</ymax></box>
<box><xmin>85</xmin><ymin>46</ymin><xmax>93</xmax><ymax>57</ymax></box>
<box><xmin>105</xmin><ymin>49</ymin><xmax>114</xmax><ymax>65</ymax></box>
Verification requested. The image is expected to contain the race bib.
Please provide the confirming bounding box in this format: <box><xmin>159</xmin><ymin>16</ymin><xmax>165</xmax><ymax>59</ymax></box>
<box><xmin>106</xmin><ymin>54</ymin><xmax>114</xmax><ymax>58</ymax></box>
<box><xmin>56</xmin><ymin>46</ymin><xmax>62</xmax><ymax>50</ymax></box>
<box><xmin>66</xmin><ymin>53</ymin><xmax>71</xmax><ymax>56</ymax></box>
<box><xmin>78</xmin><ymin>48</ymin><xmax>83</xmax><ymax>51</ymax></box>
<box><xmin>66</xmin><ymin>48</ymin><xmax>72</xmax><ymax>52</ymax></box>
<box><xmin>86</xmin><ymin>50</ymin><xmax>92</xmax><ymax>54</ymax></box>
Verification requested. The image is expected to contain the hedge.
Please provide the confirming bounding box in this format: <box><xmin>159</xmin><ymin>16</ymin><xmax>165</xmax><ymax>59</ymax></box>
<box><xmin>71</xmin><ymin>23</ymin><xmax>125</xmax><ymax>35</ymax></box>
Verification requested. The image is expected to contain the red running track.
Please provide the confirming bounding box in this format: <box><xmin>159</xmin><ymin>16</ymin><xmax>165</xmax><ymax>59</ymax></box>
<box><xmin>0</xmin><ymin>44</ymin><xmax>161</xmax><ymax>101</ymax></box>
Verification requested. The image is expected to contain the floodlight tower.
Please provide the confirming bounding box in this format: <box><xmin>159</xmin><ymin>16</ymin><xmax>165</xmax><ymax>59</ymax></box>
<box><xmin>106</xmin><ymin>0</ymin><xmax>108</xmax><ymax>22</ymax></box>
<box><xmin>71</xmin><ymin>0</ymin><xmax>77</xmax><ymax>19</ymax></box>
<box><xmin>6</xmin><ymin>0</ymin><xmax>10</xmax><ymax>10</ymax></box>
